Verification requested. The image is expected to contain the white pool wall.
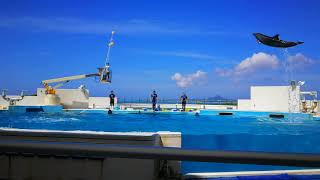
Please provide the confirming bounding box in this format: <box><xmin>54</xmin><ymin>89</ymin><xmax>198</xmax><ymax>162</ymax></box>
<box><xmin>0</xmin><ymin>128</ymin><xmax>181</xmax><ymax>180</ymax></box>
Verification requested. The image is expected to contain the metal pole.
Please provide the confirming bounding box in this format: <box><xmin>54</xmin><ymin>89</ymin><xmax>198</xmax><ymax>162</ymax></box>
<box><xmin>1</xmin><ymin>140</ymin><xmax>320</xmax><ymax>167</ymax></box>
<box><xmin>105</xmin><ymin>31</ymin><xmax>115</xmax><ymax>66</ymax></box>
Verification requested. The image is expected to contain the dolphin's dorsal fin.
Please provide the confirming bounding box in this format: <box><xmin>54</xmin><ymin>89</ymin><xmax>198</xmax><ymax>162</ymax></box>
<box><xmin>272</xmin><ymin>34</ymin><xmax>280</xmax><ymax>40</ymax></box>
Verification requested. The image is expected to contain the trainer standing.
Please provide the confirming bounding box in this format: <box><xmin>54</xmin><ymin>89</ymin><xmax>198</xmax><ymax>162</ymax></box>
<box><xmin>109</xmin><ymin>90</ymin><xmax>116</xmax><ymax>110</ymax></box>
<box><xmin>180</xmin><ymin>92</ymin><xmax>188</xmax><ymax>111</ymax></box>
<box><xmin>151</xmin><ymin>90</ymin><xmax>158</xmax><ymax>111</ymax></box>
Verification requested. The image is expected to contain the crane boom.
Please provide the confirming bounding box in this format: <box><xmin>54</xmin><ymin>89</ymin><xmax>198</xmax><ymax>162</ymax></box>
<box><xmin>41</xmin><ymin>73</ymin><xmax>101</xmax><ymax>95</ymax></box>
<box><xmin>41</xmin><ymin>31</ymin><xmax>115</xmax><ymax>95</ymax></box>
<box><xmin>41</xmin><ymin>73</ymin><xmax>99</xmax><ymax>84</ymax></box>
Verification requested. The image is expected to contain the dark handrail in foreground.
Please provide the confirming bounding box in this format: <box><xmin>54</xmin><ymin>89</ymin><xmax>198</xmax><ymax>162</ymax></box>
<box><xmin>0</xmin><ymin>140</ymin><xmax>320</xmax><ymax>167</ymax></box>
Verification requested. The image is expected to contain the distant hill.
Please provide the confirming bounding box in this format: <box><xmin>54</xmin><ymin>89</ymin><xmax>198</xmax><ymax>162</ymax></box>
<box><xmin>207</xmin><ymin>95</ymin><xmax>229</xmax><ymax>101</ymax></box>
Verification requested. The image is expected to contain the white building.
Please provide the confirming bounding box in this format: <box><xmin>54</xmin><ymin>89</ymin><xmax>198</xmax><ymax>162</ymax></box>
<box><xmin>238</xmin><ymin>85</ymin><xmax>319</xmax><ymax>113</ymax></box>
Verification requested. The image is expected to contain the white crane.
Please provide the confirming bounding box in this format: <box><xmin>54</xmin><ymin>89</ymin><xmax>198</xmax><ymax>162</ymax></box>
<box><xmin>41</xmin><ymin>31</ymin><xmax>116</xmax><ymax>95</ymax></box>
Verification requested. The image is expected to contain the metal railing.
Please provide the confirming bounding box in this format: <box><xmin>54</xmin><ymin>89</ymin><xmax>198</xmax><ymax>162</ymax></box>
<box><xmin>1</xmin><ymin>140</ymin><xmax>320</xmax><ymax>167</ymax></box>
<box><xmin>118</xmin><ymin>98</ymin><xmax>237</xmax><ymax>105</ymax></box>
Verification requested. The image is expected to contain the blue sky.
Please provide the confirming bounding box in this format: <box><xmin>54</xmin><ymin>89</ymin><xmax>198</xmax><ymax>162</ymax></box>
<box><xmin>0</xmin><ymin>0</ymin><xmax>319</xmax><ymax>99</ymax></box>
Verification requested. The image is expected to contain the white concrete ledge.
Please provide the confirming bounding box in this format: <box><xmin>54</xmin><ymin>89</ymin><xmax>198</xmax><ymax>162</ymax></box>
<box><xmin>0</xmin><ymin>128</ymin><xmax>181</xmax><ymax>180</ymax></box>
<box><xmin>0</xmin><ymin>127</ymin><xmax>165</xmax><ymax>136</ymax></box>
<box><xmin>0</xmin><ymin>128</ymin><xmax>181</xmax><ymax>145</ymax></box>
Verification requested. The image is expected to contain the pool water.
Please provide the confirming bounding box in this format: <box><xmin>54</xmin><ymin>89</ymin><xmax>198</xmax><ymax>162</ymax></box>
<box><xmin>1</xmin><ymin>111</ymin><xmax>320</xmax><ymax>173</ymax></box>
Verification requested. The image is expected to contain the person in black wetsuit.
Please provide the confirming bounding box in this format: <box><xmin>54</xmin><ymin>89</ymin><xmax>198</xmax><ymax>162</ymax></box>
<box><xmin>150</xmin><ymin>90</ymin><xmax>158</xmax><ymax>111</ymax></box>
<box><xmin>180</xmin><ymin>92</ymin><xmax>188</xmax><ymax>111</ymax></box>
<box><xmin>109</xmin><ymin>90</ymin><xmax>116</xmax><ymax>110</ymax></box>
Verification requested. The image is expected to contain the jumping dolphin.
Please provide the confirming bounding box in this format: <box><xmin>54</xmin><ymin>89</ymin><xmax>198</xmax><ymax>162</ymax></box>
<box><xmin>253</xmin><ymin>33</ymin><xmax>303</xmax><ymax>48</ymax></box>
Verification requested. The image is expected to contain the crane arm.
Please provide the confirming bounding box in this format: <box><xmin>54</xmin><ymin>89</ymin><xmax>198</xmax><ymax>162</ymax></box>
<box><xmin>41</xmin><ymin>31</ymin><xmax>115</xmax><ymax>95</ymax></box>
<box><xmin>41</xmin><ymin>73</ymin><xmax>100</xmax><ymax>95</ymax></box>
<box><xmin>42</xmin><ymin>73</ymin><xmax>99</xmax><ymax>84</ymax></box>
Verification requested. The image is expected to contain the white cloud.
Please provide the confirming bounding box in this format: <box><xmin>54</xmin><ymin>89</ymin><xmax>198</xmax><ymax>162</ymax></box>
<box><xmin>171</xmin><ymin>70</ymin><xmax>207</xmax><ymax>88</ymax></box>
<box><xmin>216</xmin><ymin>52</ymin><xmax>279</xmax><ymax>77</ymax></box>
<box><xmin>1</xmin><ymin>17</ymin><xmax>132</xmax><ymax>34</ymax></box>
<box><xmin>143</xmin><ymin>50</ymin><xmax>217</xmax><ymax>60</ymax></box>
<box><xmin>0</xmin><ymin>16</ymin><xmax>242</xmax><ymax>36</ymax></box>
<box><xmin>215</xmin><ymin>68</ymin><xmax>234</xmax><ymax>77</ymax></box>
<box><xmin>287</xmin><ymin>53</ymin><xmax>314</xmax><ymax>69</ymax></box>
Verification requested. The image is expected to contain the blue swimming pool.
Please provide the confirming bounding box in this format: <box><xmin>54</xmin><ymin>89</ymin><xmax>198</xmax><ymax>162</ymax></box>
<box><xmin>1</xmin><ymin>110</ymin><xmax>320</xmax><ymax>173</ymax></box>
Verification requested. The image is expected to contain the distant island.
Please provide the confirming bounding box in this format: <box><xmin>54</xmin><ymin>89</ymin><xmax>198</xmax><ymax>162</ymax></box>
<box><xmin>207</xmin><ymin>95</ymin><xmax>230</xmax><ymax>101</ymax></box>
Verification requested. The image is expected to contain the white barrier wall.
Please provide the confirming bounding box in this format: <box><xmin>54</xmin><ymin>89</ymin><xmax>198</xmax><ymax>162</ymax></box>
<box><xmin>251</xmin><ymin>86</ymin><xmax>289</xmax><ymax>112</ymax></box>
<box><xmin>37</xmin><ymin>88</ymin><xmax>117</xmax><ymax>109</ymax></box>
<box><xmin>37</xmin><ymin>88</ymin><xmax>89</xmax><ymax>109</ymax></box>
<box><xmin>0</xmin><ymin>88</ymin><xmax>117</xmax><ymax>109</ymax></box>
<box><xmin>15</xmin><ymin>96</ymin><xmax>40</xmax><ymax>106</ymax></box>
<box><xmin>0</xmin><ymin>97</ymin><xmax>9</xmax><ymax>107</ymax></box>
<box><xmin>0</xmin><ymin>129</ymin><xmax>181</xmax><ymax>180</ymax></box>
<box><xmin>89</xmin><ymin>97</ymin><xmax>118</xmax><ymax>109</ymax></box>
<box><xmin>0</xmin><ymin>96</ymin><xmax>40</xmax><ymax>107</ymax></box>
<box><xmin>237</xmin><ymin>99</ymin><xmax>251</xmax><ymax>111</ymax></box>
<box><xmin>238</xmin><ymin>86</ymin><xmax>301</xmax><ymax>112</ymax></box>
<box><xmin>120</xmin><ymin>103</ymin><xmax>236</xmax><ymax>110</ymax></box>
<box><xmin>251</xmin><ymin>86</ymin><xmax>300</xmax><ymax>112</ymax></box>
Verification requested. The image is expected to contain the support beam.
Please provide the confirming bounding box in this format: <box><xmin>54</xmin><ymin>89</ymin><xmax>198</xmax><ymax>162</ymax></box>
<box><xmin>1</xmin><ymin>140</ymin><xmax>320</xmax><ymax>167</ymax></box>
